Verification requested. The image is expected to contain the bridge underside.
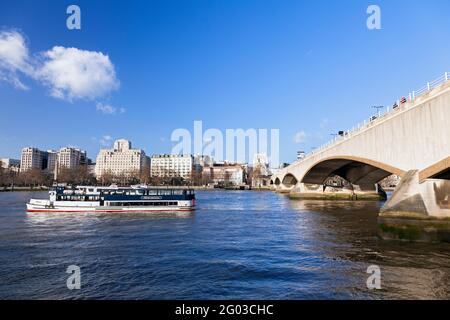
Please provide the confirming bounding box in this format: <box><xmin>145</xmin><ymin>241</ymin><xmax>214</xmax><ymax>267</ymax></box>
<box><xmin>433</xmin><ymin>168</ymin><xmax>450</xmax><ymax>180</ymax></box>
<box><xmin>282</xmin><ymin>174</ymin><xmax>298</xmax><ymax>188</ymax></box>
<box><xmin>430</xmin><ymin>168</ymin><xmax>450</xmax><ymax>180</ymax></box>
<box><xmin>301</xmin><ymin>159</ymin><xmax>394</xmax><ymax>187</ymax></box>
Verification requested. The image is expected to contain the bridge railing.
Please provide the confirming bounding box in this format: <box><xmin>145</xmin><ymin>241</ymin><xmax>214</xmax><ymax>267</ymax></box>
<box><xmin>413</xmin><ymin>73</ymin><xmax>448</xmax><ymax>99</ymax></box>
<box><xmin>299</xmin><ymin>72</ymin><xmax>450</xmax><ymax>163</ymax></box>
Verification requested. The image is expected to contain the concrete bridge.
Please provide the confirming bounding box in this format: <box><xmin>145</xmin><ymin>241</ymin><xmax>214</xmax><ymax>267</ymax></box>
<box><xmin>271</xmin><ymin>73</ymin><xmax>450</xmax><ymax>241</ymax></box>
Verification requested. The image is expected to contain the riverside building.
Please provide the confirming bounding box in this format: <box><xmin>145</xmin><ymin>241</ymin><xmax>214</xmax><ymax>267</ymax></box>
<box><xmin>252</xmin><ymin>153</ymin><xmax>271</xmax><ymax>188</ymax></box>
<box><xmin>253</xmin><ymin>153</ymin><xmax>269</xmax><ymax>176</ymax></box>
<box><xmin>57</xmin><ymin>147</ymin><xmax>86</xmax><ymax>170</ymax></box>
<box><xmin>150</xmin><ymin>154</ymin><xmax>194</xmax><ymax>179</ymax></box>
<box><xmin>46</xmin><ymin>150</ymin><xmax>58</xmax><ymax>174</ymax></box>
<box><xmin>95</xmin><ymin>139</ymin><xmax>149</xmax><ymax>178</ymax></box>
<box><xmin>20</xmin><ymin>147</ymin><xmax>89</xmax><ymax>179</ymax></box>
<box><xmin>209</xmin><ymin>162</ymin><xmax>246</xmax><ymax>186</ymax></box>
<box><xmin>0</xmin><ymin>158</ymin><xmax>20</xmax><ymax>173</ymax></box>
<box><xmin>20</xmin><ymin>147</ymin><xmax>48</xmax><ymax>172</ymax></box>
<box><xmin>54</xmin><ymin>147</ymin><xmax>88</xmax><ymax>179</ymax></box>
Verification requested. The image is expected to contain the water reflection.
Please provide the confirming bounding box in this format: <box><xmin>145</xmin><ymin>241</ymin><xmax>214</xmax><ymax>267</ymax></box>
<box><xmin>26</xmin><ymin>211</ymin><xmax>195</xmax><ymax>223</ymax></box>
<box><xmin>288</xmin><ymin>197</ymin><xmax>450</xmax><ymax>299</ymax></box>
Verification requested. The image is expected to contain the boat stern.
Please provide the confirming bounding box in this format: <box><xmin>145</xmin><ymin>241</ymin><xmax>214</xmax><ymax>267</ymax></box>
<box><xmin>26</xmin><ymin>199</ymin><xmax>51</xmax><ymax>211</ymax></box>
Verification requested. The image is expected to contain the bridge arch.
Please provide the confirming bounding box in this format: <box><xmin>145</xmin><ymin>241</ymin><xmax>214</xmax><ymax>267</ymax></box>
<box><xmin>282</xmin><ymin>173</ymin><xmax>298</xmax><ymax>188</ymax></box>
<box><xmin>419</xmin><ymin>157</ymin><xmax>450</xmax><ymax>182</ymax></box>
<box><xmin>274</xmin><ymin>177</ymin><xmax>281</xmax><ymax>186</ymax></box>
<box><xmin>301</xmin><ymin>156</ymin><xmax>406</xmax><ymax>186</ymax></box>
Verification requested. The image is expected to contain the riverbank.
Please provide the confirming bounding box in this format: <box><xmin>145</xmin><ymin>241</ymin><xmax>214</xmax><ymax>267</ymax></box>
<box><xmin>378</xmin><ymin>213</ymin><xmax>450</xmax><ymax>243</ymax></box>
<box><xmin>289</xmin><ymin>192</ymin><xmax>383</xmax><ymax>201</ymax></box>
<box><xmin>0</xmin><ymin>187</ymin><xmax>49</xmax><ymax>192</ymax></box>
<box><xmin>0</xmin><ymin>185</ymin><xmax>272</xmax><ymax>192</ymax></box>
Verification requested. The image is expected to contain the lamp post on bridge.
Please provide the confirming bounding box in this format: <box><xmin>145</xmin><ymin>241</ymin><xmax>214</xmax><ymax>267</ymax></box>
<box><xmin>371</xmin><ymin>106</ymin><xmax>384</xmax><ymax>118</ymax></box>
<box><xmin>330</xmin><ymin>133</ymin><xmax>339</xmax><ymax>142</ymax></box>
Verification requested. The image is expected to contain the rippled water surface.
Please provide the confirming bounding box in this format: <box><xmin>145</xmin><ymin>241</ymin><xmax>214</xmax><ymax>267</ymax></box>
<box><xmin>0</xmin><ymin>191</ymin><xmax>449</xmax><ymax>299</ymax></box>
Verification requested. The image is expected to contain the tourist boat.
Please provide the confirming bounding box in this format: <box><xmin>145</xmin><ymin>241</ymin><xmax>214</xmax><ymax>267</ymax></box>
<box><xmin>26</xmin><ymin>186</ymin><xmax>196</xmax><ymax>213</ymax></box>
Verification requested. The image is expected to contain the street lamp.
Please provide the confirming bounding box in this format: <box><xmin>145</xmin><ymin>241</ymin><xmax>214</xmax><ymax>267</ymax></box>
<box><xmin>371</xmin><ymin>106</ymin><xmax>384</xmax><ymax>118</ymax></box>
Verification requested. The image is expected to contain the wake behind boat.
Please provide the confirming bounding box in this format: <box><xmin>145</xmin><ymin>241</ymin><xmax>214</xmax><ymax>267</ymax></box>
<box><xmin>26</xmin><ymin>186</ymin><xmax>196</xmax><ymax>213</ymax></box>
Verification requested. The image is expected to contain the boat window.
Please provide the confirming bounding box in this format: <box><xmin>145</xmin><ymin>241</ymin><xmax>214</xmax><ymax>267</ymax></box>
<box><xmin>108</xmin><ymin>201</ymin><xmax>180</xmax><ymax>207</ymax></box>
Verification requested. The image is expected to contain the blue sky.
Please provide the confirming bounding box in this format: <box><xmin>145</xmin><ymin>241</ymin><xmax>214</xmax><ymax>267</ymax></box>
<box><xmin>0</xmin><ymin>0</ymin><xmax>449</xmax><ymax>164</ymax></box>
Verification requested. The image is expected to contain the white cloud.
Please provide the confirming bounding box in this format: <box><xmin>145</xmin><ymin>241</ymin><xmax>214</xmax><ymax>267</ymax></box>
<box><xmin>99</xmin><ymin>135</ymin><xmax>113</xmax><ymax>147</ymax></box>
<box><xmin>294</xmin><ymin>131</ymin><xmax>307</xmax><ymax>144</ymax></box>
<box><xmin>0</xmin><ymin>31</ymin><xmax>29</xmax><ymax>70</ymax></box>
<box><xmin>38</xmin><ymin>46</ymin><xmax>119</xmax><ymax>101</ymax></box>
<box><xmin>0</xmin><ymin>30</ymin><xmax>120</xmax><ymax>102</ymax></box>
<box><xmin>96</xmin><ymin>102</ymin><xmax>126</xmax><ymax>115</ymax></box>
<box><xmin>0</xmin><ymin>30</ymin><xmax>33</xmax><ymax>89</ymax></box>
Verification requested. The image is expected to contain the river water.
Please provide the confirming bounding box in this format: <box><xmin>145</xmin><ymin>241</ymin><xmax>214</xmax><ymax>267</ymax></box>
<box><xmin>0</xmin><ymin>191</ymin><xmax>448</xmax><ymax>299</ymax></box>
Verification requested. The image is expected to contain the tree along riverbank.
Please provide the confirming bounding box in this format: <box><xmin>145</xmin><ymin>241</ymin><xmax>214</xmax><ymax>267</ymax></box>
<box><xmin>0</xmin><ymin>186</ymin><xmax>272</xmax><ymax>192</ymax></box>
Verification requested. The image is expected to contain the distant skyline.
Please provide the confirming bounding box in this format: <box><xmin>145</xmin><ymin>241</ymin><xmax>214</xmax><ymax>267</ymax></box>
<box><xmin>1</xmin><ymin>0</ymin><xmax>450</xmax><ymax>163</ymax></box>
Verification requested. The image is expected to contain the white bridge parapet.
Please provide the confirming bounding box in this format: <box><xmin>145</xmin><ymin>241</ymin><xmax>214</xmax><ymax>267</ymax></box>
<box><xmin>307</xmin><ymin>72</ymin><xmax>450</xmax><ymax>161</ymax></box>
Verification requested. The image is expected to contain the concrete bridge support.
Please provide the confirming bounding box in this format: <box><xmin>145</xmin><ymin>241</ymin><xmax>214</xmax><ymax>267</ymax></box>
<box><xmin>379</xmin><ymin>171</ymin><xmax>450</xmax><ymax>242</ymax></box>
<box><xmin>288</xmin><ymin>182</ymin><xmax>385</xmax><ymax>201</ymax></box>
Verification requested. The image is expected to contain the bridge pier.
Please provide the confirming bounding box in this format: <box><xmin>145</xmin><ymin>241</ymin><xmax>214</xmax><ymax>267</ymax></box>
<box><xmin>379</xmin><ymin>170</ymin><xmax>450</xmax><ymax>242</ymax></box>
<box><xmin>288</xmin><ymin>182</ymin><xmax>386</xmax><ymax>201</ymax></box>
<box><xmin>275</xmin><ymin>185</ymin><xmax>294</xmax><ymax>194</ymax></box>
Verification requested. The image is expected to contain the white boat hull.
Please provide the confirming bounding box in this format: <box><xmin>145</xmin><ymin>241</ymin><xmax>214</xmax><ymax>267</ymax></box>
<box><xmin>26</xmin><ymin>199</ymin><xmax>195</xmax><ymax>213</ymax></box>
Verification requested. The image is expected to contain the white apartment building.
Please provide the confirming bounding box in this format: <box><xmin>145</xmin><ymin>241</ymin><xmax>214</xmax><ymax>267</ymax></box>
<box><xmin>57</xmin><ymin>147</ymin><xmax>86</xmax><ymax>170</ymax></box>
<box><xmin>95</xmin><ymin>139</ymin><xmax>149</xmax><ymax>178</ymax></box>
<box><xmin>54</xmin><ymin>147</ymin><xmax>87</xmax><ymax>179</ymax></box>
<box><xmin>150</xmin><ymin>154</ymin><xmax>193</xmax><ymax>179</ymax></box>
<box><xmin>20</xmin><ymin>147</ymin><xmax>89</xmax><ymax>178</ymax></box>
<box><xmin>20</xmin><ymin>147</ymin><xmax>47</xmax><ymax>172</ymax></box>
